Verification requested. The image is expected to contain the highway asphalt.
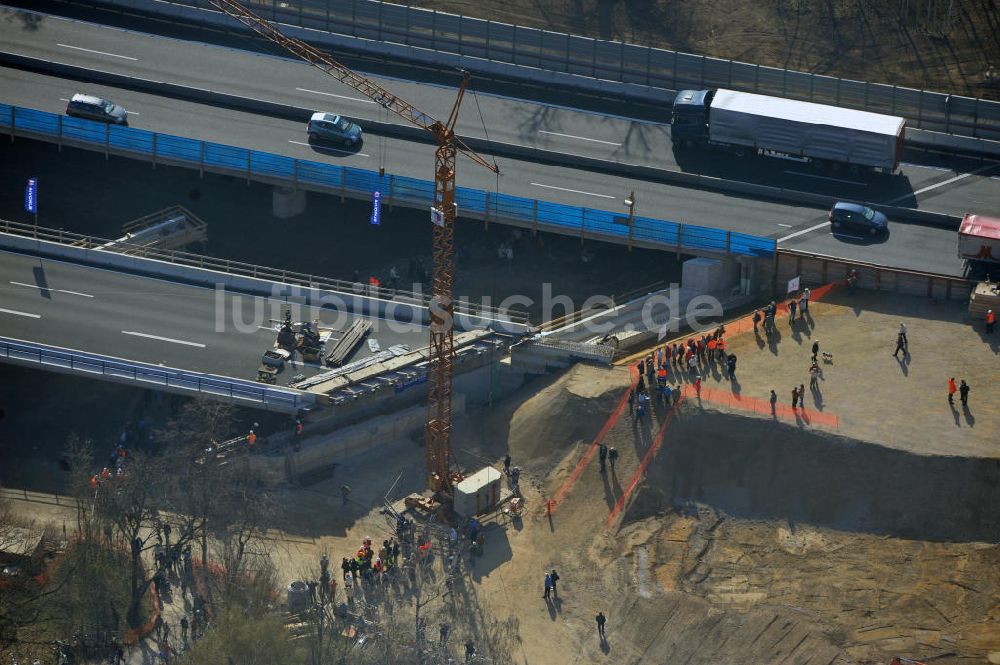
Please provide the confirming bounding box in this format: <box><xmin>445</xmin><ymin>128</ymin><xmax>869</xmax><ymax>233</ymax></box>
<box><xmin>0</xmin><ymin>250</ymin><xmax>426</xmax><ymax>381</ymax></box>
<box><xmin>0</xmin><ymin>8</ymin><xmax>995</xmax><ymax>276</ymax></box>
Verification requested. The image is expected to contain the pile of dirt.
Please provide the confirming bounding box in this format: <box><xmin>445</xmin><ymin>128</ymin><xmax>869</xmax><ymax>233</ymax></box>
<box><xmin>481</xmin><ymin>363</ymin><xmax>628</xmax><ymax>469</ymax></box>
<box><xmin>625</xmin><ymin>403</ymin><xmax>1000</xmax><ymax>543</ymax></box>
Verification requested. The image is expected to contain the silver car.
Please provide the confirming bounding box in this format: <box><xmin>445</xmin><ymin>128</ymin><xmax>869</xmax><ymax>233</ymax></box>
<box><xmin>307</xmin><ymin>112</ymin><xmax>362</xmax><ymax>146</ymax></box>
<box><xmin>66</xmin><ymin>93</ymin><xmax>128</xmax><ymax>125</ymax></box>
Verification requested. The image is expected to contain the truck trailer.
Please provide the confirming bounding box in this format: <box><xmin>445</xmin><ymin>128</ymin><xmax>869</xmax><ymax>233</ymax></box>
<box><xmin>671</xmin><ymin>89</ymin><xmax>906</xmax><ymax>172</ymax></box>
<box><xmin>958</xmin><ymin>213</ymin><xmax>1000</xmax><ymax>266</ymax></box>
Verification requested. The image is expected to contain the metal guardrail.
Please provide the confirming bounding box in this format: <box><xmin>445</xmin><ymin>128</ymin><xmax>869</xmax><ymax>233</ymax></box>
<box><xmin>0</xmin><ymin>103</ymin><xmax>776</xmax><ymax>262</ymax></box>
<box><xmin>137</xmin><ymin>0</ymin><xmax>1000</xmax><ymax>141</ymax></box>
<box><xmin>0</xmin><ymin>336</ymin><xmax>313</xmax><ymax>411</ymax></box>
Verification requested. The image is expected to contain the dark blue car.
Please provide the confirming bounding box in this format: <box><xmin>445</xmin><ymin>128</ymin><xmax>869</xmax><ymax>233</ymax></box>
<box><xmin>829</xmin><ymin>202</ymin><xmax>889</xmax><ymax>236</ymax></box>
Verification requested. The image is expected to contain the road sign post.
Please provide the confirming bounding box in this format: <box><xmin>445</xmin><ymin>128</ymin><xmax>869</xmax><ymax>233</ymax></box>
<box><xmin>24</xmin><ymin>177</ymin><xmax>38</xmax><ymax>225</ymax></box>
<box><xmin>370</xmin><ymin>190</ymin><xmax>381</xmax><ymax>225</ymax></box>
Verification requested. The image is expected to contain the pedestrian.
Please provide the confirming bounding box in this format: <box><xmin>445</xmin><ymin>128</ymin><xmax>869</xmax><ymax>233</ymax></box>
<box><xmin>465</xmin><ymin>641</ymin><xmax>476</xmax><ymax>663</ymax></box>
<box><xmin>987</xmin><ymin>309</ymin><xmax>995</xmax><ymax>334</ymax></box>
<box><xmin>636</xmin><ymin>390</ymin><xmax>649</xmax><ymax>417</ymax></box>
<box><xmin>707</xmin><ymin>337</ymin><xmax>717</xmax><ymax>361</ymax></box>
<box><xmin>847</xmin><ymin>269</ymin><xmax>858</xmax><ymax>295</ymax></box>
<box><xmin>608</xmin><ymin>446</ymin><xmax>618</xmax><ymax>470</ymax></box>
<box><xmin>770</xmin><ymin>389</ymin><xmax>777</xmax><ymax>413</ymax></box>
<box><xmin>898</xmin><ymin>323</ymin><xmax>908</xmax><ymax>347</ymax></box>
<box><xmin>341</xmin><ymin>484</ymin><xmax>351</xmax><ymax>505</ymax></box>
<box><xmin>809</xmin><ymin>362</ymin><xmax>820</xmax><ymax>389</ymax></box>
<box><xmin>893</xmin><ymin>331</ymin><xmax>907</xmax><ymax>358</ymax></box>
<box><xmin>799</xmin><ymin>384</ymin><xmax>806</xmax><ymax>408</ymax></box>
<box><xmin>726</xmin><ymin>354</ymin><xmax>737</xmax><ymax>380</ymax></box>
<box><xmin>503</xmin><ymin>453</ymin><xmax>511</xmax><ymax>476</ymax></box>
<box><xmin>752</xmin><ymin>309</ymin><xmax>761</xmax><ymax>332</ymax></box>
<box><xmin>811</xmin><ymin>340</ymin><xmax>820</xmax><ymax>362</ymax></box>
<box><xmin>801</xmin><ymin>288</ymin><xmax>810</xmax><ymax>313</ymax></box>
<box><xmin>307</xmin><ymin>579</ymin><xmax>317</xmax><ymax>603</ymax></box>
<box><xmin>694</xmin><ymin>374</ymin><xmax>702</xmax><ymax>397</ymax></box>
<box><xmin>948</xmin><ymin>377</ymin><xmax>957</xmax><ymax>405</ymax></box>
<box><xmin>688</xmin><ymin>353</ymin><xmax>698</xmax><ymax>378</ymax></box>
<box><xmin>294</xmin><ymin>418</ymin><xmax>304</xmax><ymax>449</ymax></box>
<box><xmin>163</xmin><ymin>522</ymin><xmax>171</xmax><ymax>546</ymax></box>
<box><xmin>637</xmin><ymin>358</ymin><xmax>645</xmax><ymax>376</ymax></box>
<box><xmin>657</xmin><ymin>346</ymin><xmax>665</xmax><ymax>369</ymax></box>
<box><xmin>180</xmin><ymin>615</ymin><xmax>188</xmax><ymax>642</ymax></box>
<box><xmin>439</xmin><ymin>623</ymin><xmax>450</xmax><ymax>645</ymax></box>
<box><xmin>788</xmin><ymin>298</ymin><xmax>797</xmax><ymax>322</ymax></box>
<box><xmin>596</xmin><ymin>611</ymin><xmax>607</xmax><ymax>639</ymax></box>
<box><xmin>544</xmin><ymin>573</ymin><xmax>552</xmax><ymax>599</ymax></box>
<box><xmin>162</xmin><ymin>621</ymin><xmax>170</xmax><ymax>644</ymax></box>
<box><xmin>791</xmin><ymin>386</ymin><xmax>799</xmax><ymax>408</ymax></box>
<box><xmin>550</xmin><ymin>569</ymin><xmax>560</xmax><ymax>597</ymax></box>
<box><xmin>598</xmin><ymin>443</ymin><xmax>608</xmax><ymax>473</ymax></box>
<box><xmin>959</xmin><ymin>380</ymin><xmax>970</xmax><ymax>406</ymax></box>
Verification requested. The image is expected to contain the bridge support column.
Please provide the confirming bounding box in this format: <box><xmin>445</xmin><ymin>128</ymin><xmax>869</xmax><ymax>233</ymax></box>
<box><xmin>273</xmin><ymin>186</ymin><xmax>307</xmax><ymax>218</ymax></box>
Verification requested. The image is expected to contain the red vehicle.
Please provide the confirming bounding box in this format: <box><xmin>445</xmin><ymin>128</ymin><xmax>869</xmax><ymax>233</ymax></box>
<box><xmin>958</xmin><ymin>213</ymin><xmax>1000</xmax><ymax>266</ymax></box>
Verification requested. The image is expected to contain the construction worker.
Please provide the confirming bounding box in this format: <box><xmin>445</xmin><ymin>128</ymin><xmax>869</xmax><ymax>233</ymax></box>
<box><xmin>987</xmin><ymin>309</ymin><xmax>996</xmax><ymax>334</ymax></box>
<box><xmin>948</xmin><ymin>377</ymin><xmax>957</xmax><ymax>405</ymax></box>
<box><xmin>247</xmin><ymin>430</ymin><xmax>257</xmax><ymax>447</ymax></box>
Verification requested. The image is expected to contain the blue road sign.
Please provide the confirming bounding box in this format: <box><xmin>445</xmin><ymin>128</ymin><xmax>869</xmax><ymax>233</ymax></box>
<box><xmin>25</xmin><ymin>177</ymin><xmax>37</xmax><ymax>214</ymax></box>
<box><xmin>370</xmin><ymin>190</ymin><xmax>381</xmax><ymax>225</ymax></box>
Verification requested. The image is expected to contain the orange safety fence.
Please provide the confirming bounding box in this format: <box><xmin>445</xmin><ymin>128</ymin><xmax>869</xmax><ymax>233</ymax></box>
<box><xmin>606</xmin><ymin>395</ymin><xmax>686</xmax><ymax>528</ymax></box>
<box><xmin>682</xmin><ymin>384</ymin><xmax>840</xmax><ymax>429</ymax></box>
<box><xmin>547</xmin><ymin>365</ymin><xmax>639</xmax><ymax>513</ymax></box>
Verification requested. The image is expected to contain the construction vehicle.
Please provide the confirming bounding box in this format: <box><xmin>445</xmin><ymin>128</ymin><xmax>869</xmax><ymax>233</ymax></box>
<box><xmin>671</xmin><ymin>88</ymin><xmax>906</xmax><ymax>172</ymax></box>
<box><xmin>255</xmin><ymin>311</ymin><xmax>335</xmax><ymax>383</ymax></box>
<box><xmin>212</xmin><ymin>0</ymin><xmax>499</xmax><ymax>501</ymax></box>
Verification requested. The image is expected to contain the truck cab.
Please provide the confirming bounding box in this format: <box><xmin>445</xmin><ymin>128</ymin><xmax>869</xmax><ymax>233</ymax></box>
<box><xmin>670</xmin><ymin>89</ymin><xmax>713</xmax><ymax>145</ymax></box>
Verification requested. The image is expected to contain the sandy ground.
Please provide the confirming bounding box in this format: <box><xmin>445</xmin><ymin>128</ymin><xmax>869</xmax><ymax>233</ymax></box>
<box><xmin>4</xmin><ymin>288</ymin><xmax>1000</xmax><ymax>664</ymax></box>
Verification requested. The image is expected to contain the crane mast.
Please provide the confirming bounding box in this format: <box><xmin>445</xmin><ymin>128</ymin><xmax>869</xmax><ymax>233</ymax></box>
<box><xmin>210</xmin><ymin>0</ymin><xmax>498</xmax><ymax>497</ymax></box>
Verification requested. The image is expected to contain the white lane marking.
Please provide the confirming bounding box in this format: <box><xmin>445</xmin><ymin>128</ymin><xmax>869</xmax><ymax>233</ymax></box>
<box><xmin>57</xmin><ymin>43</ymin><xmax>138</xmax><ymax>60</ymax></box>
<box><xmin>900</xmin><ymin>162</ymin><xmax>951</xmax><ymax>172</ymax></box>
<box><xmin>121</xmin><ymin>330</ymin><xmax>206</xmax><ymax>348</ymax></box>
<box><xmin>887</xmin><ymin>163</ymin><xmax>996</xmax><ymax>204</ymax></box>
<box><xmin>0</xmin><ymin>307</ymin><xmax>40</xmax><ymax>319</ymax></box>
<box><xmin>295</xmin><ymin>87</ymin><xmax>374</xmax><ymax>104</ymax></box>
<box><xmin>530</xmin><ymin>182</ymin><xmax>616</xmax><ymax>199</ymax></box>
<box><xmin>777</xmin><ymin>221</ymin><xmax>829</xmax><ymax>244</ymax></box>
<box><xmin>287</xmin><ymin>140</ymin><xmax>369</xmax><ymax>157</ymax></box>
<box><xmin>783</xmin><ymin>171</ymin><xmax>867</xmax><ymax>187</ymax></box>
<box><xmin>776</xmin><ymin>223</ymin><xmax>793</xmax><ymax>228</ymax></box>
<box><xmin>538</xmin><ymin>130</ymin><xmax>621</xmax><ymax>147</ymax></box>
<box><xmin>10</xmin><ymin>281</ymin><xmax>94</xmax><ymax>298</ymax></box>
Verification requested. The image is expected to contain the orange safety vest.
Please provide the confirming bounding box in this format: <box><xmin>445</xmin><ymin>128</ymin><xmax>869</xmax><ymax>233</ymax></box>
<box><xmin>948</xmin><ymin>379</ymin><xmax>957</xmax><ymax>394</ymax></box>
<box><xmin>717</xmin><ymin>339</ymin><xmax>726</xmax><ymax>352</ymax></box>
<box><xmin>248</xmin><ymin>432</ymin><xmax>257</xmax><ymax>446</ymax></box>
<box><xmin>707</xmin><ymin>339</ymin><xmax>717</xmax><ymax>350</ymax></box>
<box><xmin>988</xmin><ymin>311</ymin><xmax>996</xmax><ymax>324</ymax></box>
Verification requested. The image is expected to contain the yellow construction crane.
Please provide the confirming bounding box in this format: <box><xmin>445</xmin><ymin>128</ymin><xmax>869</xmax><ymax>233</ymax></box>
<box><xmin>210</xmin><ymin>0</ymin><xmax>499</xmax><ymax>498</ymax></box>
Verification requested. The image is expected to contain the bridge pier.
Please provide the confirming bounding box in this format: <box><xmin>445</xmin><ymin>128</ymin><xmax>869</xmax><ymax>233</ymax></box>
<box><xmin>273</xmin><ymin>186</ymin><xmax>307</xmax><ymax>218</ymax></box>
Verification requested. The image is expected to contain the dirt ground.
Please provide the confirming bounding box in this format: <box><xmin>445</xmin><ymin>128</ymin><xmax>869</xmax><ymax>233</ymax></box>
<box><xmin>412</xmin><ymin>0</ymin><xmax>1000</xmax><ymax>100</ymax></box>
<box><xmin>4</xmin><ymin>289</ymin><xmax>1000</xmax><ymax>664</ymax></box>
